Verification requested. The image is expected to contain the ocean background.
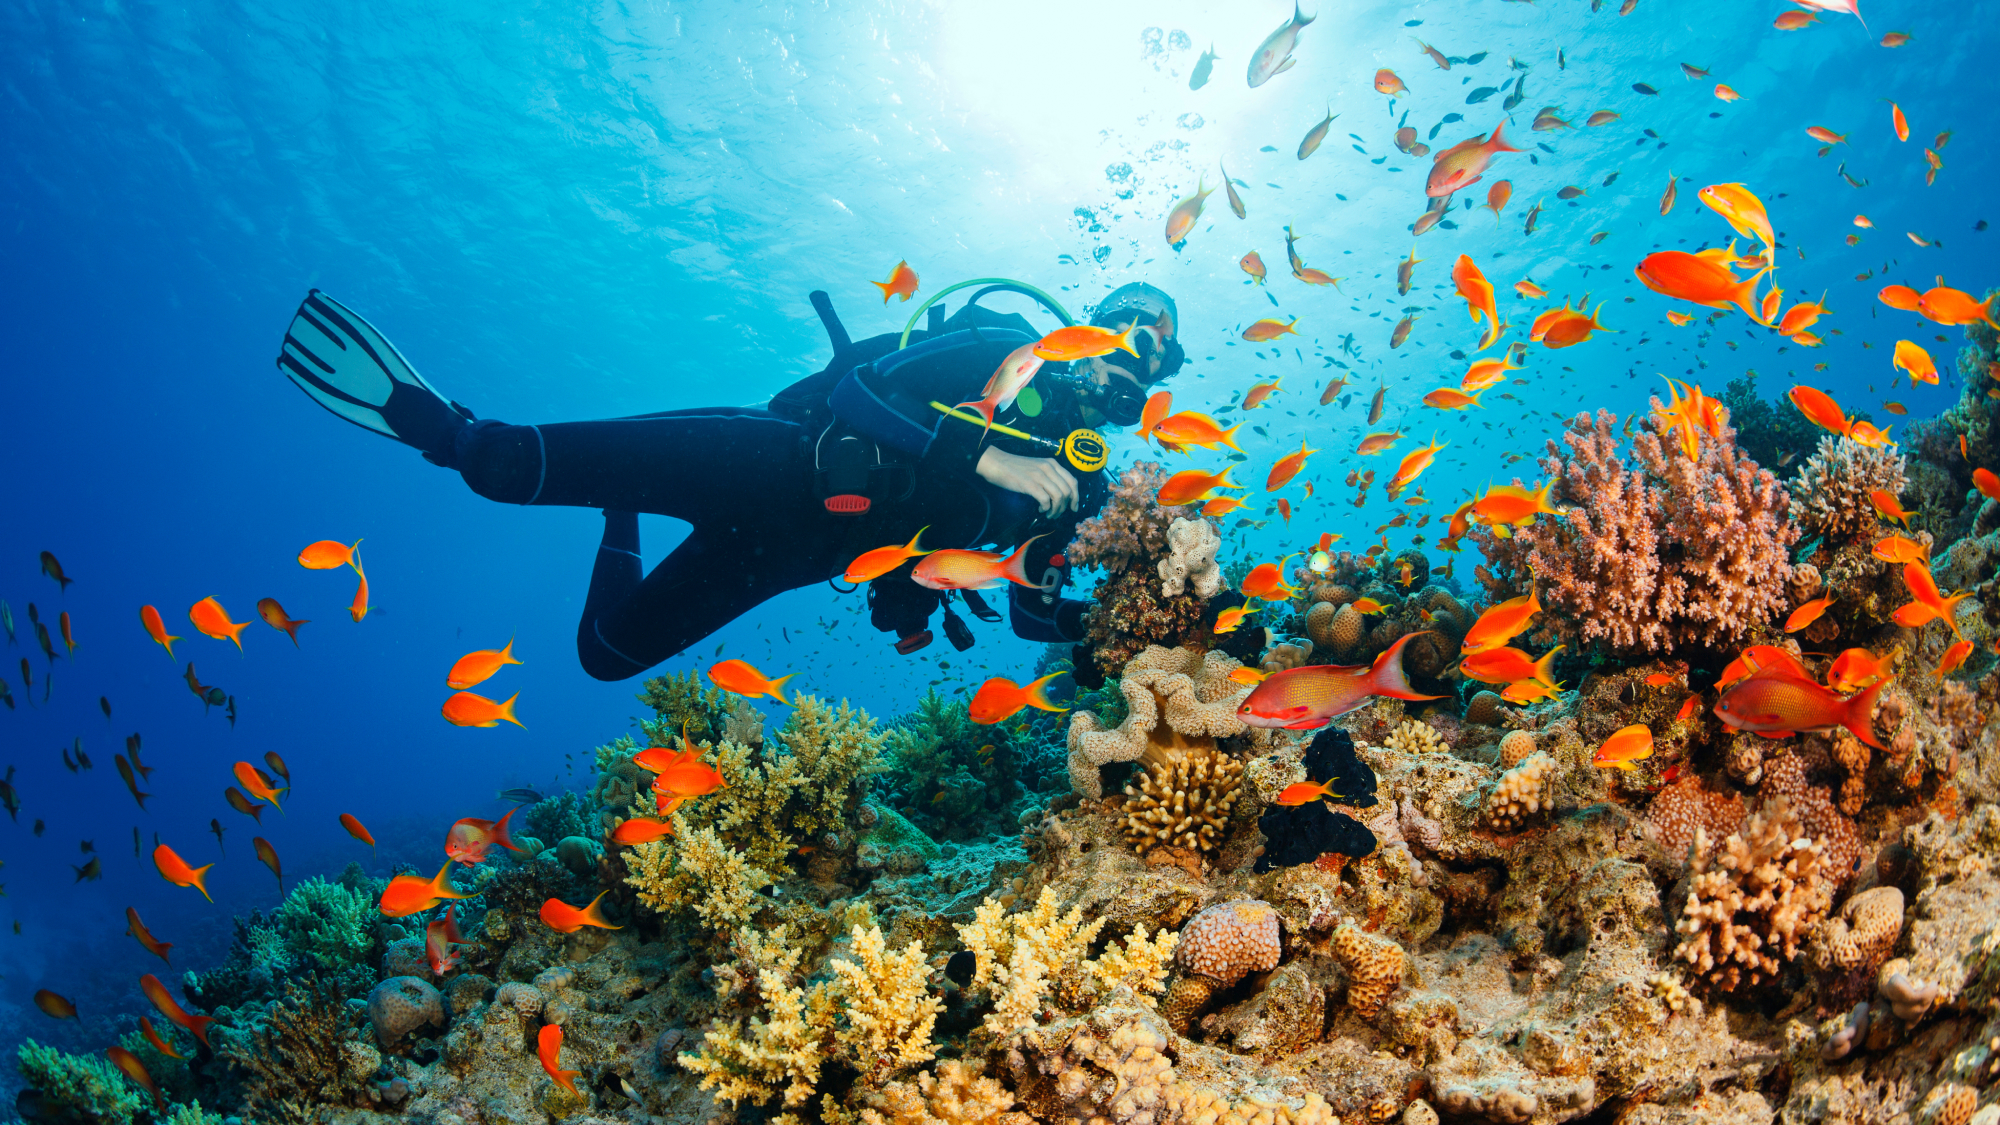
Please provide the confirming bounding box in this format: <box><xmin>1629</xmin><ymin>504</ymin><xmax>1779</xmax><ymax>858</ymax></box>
<box><xmin>0</xmin><ymin>0</ymin><xmax>1990</xmax><ymax>1092</ymax></box>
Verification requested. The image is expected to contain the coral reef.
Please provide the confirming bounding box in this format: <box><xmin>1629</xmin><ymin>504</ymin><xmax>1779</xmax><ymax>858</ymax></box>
<box><xmin>1790</xmin><ymin>435</ymin><xmax>1910</xmax><ymax>545</ymax></box>
<box><xmin>1064</xmin><ymin>645</ymin><xmax>1261</xmax><ymax>800</ymax></box>
<box><xmin>16</xmin><ymin>1039</ymin><xmax>146</xmax><ymax>1124</ymax></box>
<box><xmin>1159</xmin><ymin>515</ymin><xmax>1223</xmax><ymax>598</ymax></box>
<box><xmin>1473</xmin><ymin>407</ymin><xmax>1797</xmax><ymax>654</ymax></box>
<box><xmin>884</xmin><ymin>688</ymin><xmax>1032</xmax><ymax>842</ymax></box>
<box><xmin>1672</xmin><ymin>796</ymin><xmax>1836</xmax><ymax>991</ymax></box>
<box><xmin>1069</xmin><ymin>462</ymin><xmax>1213</xmax><ymax>674</ymax></box>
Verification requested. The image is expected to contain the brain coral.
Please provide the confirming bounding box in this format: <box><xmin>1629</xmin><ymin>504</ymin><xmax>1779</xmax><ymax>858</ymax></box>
<box><xmin>1065</xmin><ymin>646</ymin><xmax>1255</xmax><ymax>800</ymax></box>
<box><xmin>1332</xmin><ymin>924</ymin><xmax>1405</xmax><ymax>1019</ymax></box>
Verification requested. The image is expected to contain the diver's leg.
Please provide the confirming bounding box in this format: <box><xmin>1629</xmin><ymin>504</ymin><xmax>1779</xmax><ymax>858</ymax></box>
<box><xmin>575</xmin><ymin>526</ymin><xmax>828</xmax><ymax>681</ymax></box>
<box><xmin>579</xmin><ymin>510</ymin><xmax>645</xmax><ymax>662</ymax></box>
<box><xmin>454</xmin><ymin>407</ymin><xmax>810</xmax><ymax>519</ymax></box>
<box><xmin>275</xmin><ymin>291</ymin><xmax>473</xmax><ymax>462</ymax></box>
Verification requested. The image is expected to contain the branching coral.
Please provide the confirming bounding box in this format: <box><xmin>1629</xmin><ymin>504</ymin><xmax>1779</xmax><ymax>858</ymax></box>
<box><xmin>637</xmin><ymin>669</ymin><xmax>729</xmax><ymax>744</ymax></box>
<box><xmin>884</xmin><ymin>689</ymin><xmax>1022</xmax><ymax>841</ymax></box>
<box><xmin>1066</xmin><ymin>645</ymin><xmax>1257</xmax><ymax>799</ymax></box>
<box><xmin>17</xmin><ymin>1039</ymin><xmax>146</xmax><ymax>1125</ymax></box>
<box><xmin>956</xmin><ymin>890</ymin><xmax>1178</xmax><ymax>1039</ymax></box>
<box><xmin>624</xmin><ymin>821</ymin><xmax>772</xmax><ymax>935</ymax></box>
<box><xmin>1484</xmin><ymin>751</ymin><xmax>1557</xmax><ymax>832</ymax></box>
<box><xmin>1069</xmin><ymin>462</ymin><xmax>1212</xmax><ymax>673</ymax></box>
<box><xmin>857</xmin><ymin>1060</ymin><xmax>1032</xmax><ymax>1125</ymax></box>
<box><xmin>220</xmin><ymin>975</ymin><xmax>368</xmax><ymax>1124</ymax></box>
<box><xmin>1387</xmin><ymin>719</ymin><xmax>1448</xmax><ymax>756</ymax></box>
<box><xmin>681</xmin><ymin>922</ymin><xmax>943</xmax><ymax>1114</ymax></box>
<box><xmin>1790</xmin><ymin>435</ymin><xmax>1909</xmax><ymax>544</ymax></box>
<box><xmin>1673</xmin><ymin>796</ymin><xmax>1836</xmax><ymax>991</ymax></box>
<box><xmin>1119</xmin><ymin>740</ymin><xmax>1243</xmax><ymax>859</ymax></box>
<box><xmin>1473</xmin><ymin>408</ymin><xmax>1797</xmax><ymax>654</ymax></box>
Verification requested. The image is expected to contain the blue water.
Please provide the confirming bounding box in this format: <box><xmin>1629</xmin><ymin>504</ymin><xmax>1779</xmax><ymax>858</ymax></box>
<box><xmin>0</xmin><ymin>0</ymin><xmax>1991</xmax><ymax>1089</ymax></box>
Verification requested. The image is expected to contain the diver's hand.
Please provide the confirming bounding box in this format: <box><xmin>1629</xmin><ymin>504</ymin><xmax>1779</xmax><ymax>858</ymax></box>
<box><xmin>975</xmin><ymin>446</ymin><xmax>1080</xmax><ymax>517</ymax></box>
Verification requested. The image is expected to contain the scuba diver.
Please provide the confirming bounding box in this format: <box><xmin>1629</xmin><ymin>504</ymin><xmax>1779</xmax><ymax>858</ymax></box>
<box><xmin>275</xmin><ymin>280</ymin><xmax>1186</xmax><ymax>682</ymax></box>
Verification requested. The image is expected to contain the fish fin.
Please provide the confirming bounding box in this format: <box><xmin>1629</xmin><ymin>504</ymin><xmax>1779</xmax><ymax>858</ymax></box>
<box><xmin>1024</xmin><ymin>671</ymin><xmax>1070</xmax><ymax>713</ymax></box>
<box><xmin>1843</xmin><ymin>677</ymin><xmax>1890</xmax><ymax>750</ymax></box>
<box><xmin>904</xmin><ymin>526</ymin><xmax>931</xmax><ymax>555</ymax></box>
<box><xmin>1371</xmin><ymin>633</ymin><xmax>1448</xmax><ymax>700</ymax></box>
<box><xmin>1274</xmin><ymin>57</ymin><xmax>1298</xmax><ymax>77</ymax></box>
<box><xmin>583</xmin><ymin>890</ymin><xmax>623</xmax><ymax>930</ymax></box>
<box><xmin>952</xmin><ymin>397</ymin><xmax>997</xmax><ymax>440</ymax></box>
<box><xmin>872</xmin><ymin>280</ymin><xmax>893</xmax><ymax>302</ymax></box>
<box><xmin>764</xmin><ymin>672</ymin><xmax>795</xmax><ymax>705</ymax></box>
<box><xmin>498</xmin><ymin>693</ymin><xmax>525</xmax><ymax>728</ymax></box>
<box><xmin>999</xmin><ymin>534</ymin><xmax>1049</xmax><ymax>589</ymax></box>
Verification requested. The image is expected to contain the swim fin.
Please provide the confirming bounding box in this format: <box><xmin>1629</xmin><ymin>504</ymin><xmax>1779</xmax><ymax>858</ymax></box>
<box><xmin>277</xmin><ymin>290</ymin><xmax>474</xmax><ymax>464</ymax></box>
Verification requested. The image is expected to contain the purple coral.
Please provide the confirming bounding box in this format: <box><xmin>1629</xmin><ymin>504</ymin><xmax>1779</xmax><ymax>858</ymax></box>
<box><xmin>1474</xmin><ymin>408</ymin><xmax>1797</xmax><ymax>654</ymax></box>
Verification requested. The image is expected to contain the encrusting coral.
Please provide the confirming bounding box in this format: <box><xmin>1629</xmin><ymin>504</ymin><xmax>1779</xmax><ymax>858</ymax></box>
<box><xmin>1332</xmin><ymin>923</ymin><xmax>1406</xmax><ymax>1019</ymax></box>
<box><xmin>1474</xmin><ymin>407</ymin><xmax>1797</xmax><ymax>654</ymax></box>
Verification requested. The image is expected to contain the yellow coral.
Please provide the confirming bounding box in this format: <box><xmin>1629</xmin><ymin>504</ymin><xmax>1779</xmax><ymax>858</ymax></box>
<box><xmin>623</xmin><ymin>819</ymin><xmax>771</xmax><ymax>934</ymax></box>
<box><xmin>856</xmin><ymin>1060</ymin><xmax>1031</xmax><ymax>1125</ymax></box>
<box><xmin>1386</xmin><ymin>719</ymin><xmax>1448</xmax><ymax>756</ymax></box>
<box><xmin>1089</xmin><ymin>925</ymin><xmax>1181</xmax><ymax>1006</ymax></box>
<box><xmin>957</xmin><ymin>890</ymin><xmax>1177</xmax><ymax>1037</ymax></box>
<box><xmin>829</xmin><ymin>925</ymin><xmax>945</xmax><ymax>1084</ymax></box>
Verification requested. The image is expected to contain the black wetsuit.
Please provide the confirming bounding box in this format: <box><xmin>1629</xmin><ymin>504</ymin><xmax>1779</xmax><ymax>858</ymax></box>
<box><xmin>445</xmin><ymin>305</ymin><xmax>1107</xmax><ymax>680</ymax></box>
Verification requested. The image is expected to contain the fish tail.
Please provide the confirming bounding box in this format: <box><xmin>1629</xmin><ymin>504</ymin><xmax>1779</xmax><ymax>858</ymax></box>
<box><xmin>499</xmin><ymin>693</ymin><xmax>526</xmax><ymax>728</ymax></box>
<box><xmin>1370</xmin><ymin>633</ymin><xmax>1447</xmax><ymax>701</ymax></box>
<box><xmin>1843</xmin><ymin>676</ymin><xmax>1890</xmax><ymax>750</ymax></box>
<box><xmin>1487</xmin><ymin>118</ymin><xmax>1524</xmax><ymax>154</ymax></box>
<box><xmin>134</xmin><ymin>790</ymin><xmax>150</xmax><ymax>811</ymax></box>
<box><xmin>192</xmin><ymin>864</ymin><xmax>213</xmax><ymax>902</ymax></box>
<box><xmin>999</xmin><ymin>534</ymin><xmax>1048</xmax><ymax>589</ymax></box>
<box><xmin>492</xmin><ymin>805</ymin><xmax>525</xmax><ymax>852</ymax></box>
<box><xmin>1023</xmin><ymin>671</ymin><xmax>1069</xmax><ymax>712</ymax></box>
<box><xmin>904</xmin><ymin>526</ymin><xmax>931</xmax><ymax>556</ymax></box>
<box><xmin>758</xmin><ymin>673</ymin><xmax>793</xmax><ymax>705</ymax></box>
<box><xmin>583</xmin><ymin>890</ymin><xmax>624</xmax><ymax>930</ymax></box>
<box><xmin>1220</xmin><ymin>424</ymin><xmax>1244</xmax><ymax>452</ymax></box>
<box><xmin>953</xmin><ymin>397</ymin><xmax>998</xmax><ymax>440</ymax></box>
<box><xmin>1115</xmin><ymin>327</ymin><xmax>1141</xmax><ymax>359</ymax></box>
<box><xmin>1532</xmin><ymin>644</ymin><xmax>1566</xmax><ymax>688</ymax></box>
<box><xmin>501</xmin><ymin>637</ymin><xmax>520</xmax><ymax>665</ymax></box>
<box><xmin>1940</xmin><ymin>591</ymin><xmax>1973</xmax><ymax>638</ymax></box>
<box><xmin>872</xmin><ymin>280</ymin><xmax>894</xmax><ymax>303</ymax></box>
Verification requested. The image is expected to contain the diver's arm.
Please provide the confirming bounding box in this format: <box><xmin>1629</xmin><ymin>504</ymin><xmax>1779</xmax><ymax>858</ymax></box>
<box><xmin>975</xmin><ymin>447</ymin><xmax>1079</xmax><ymax>518</ymax></box>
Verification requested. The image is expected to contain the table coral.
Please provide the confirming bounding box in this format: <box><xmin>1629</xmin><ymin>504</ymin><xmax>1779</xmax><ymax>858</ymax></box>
<box><xmin>1066</xmin><ymin>645</ymin><xmax>1257</xmax><ymax>800</ymax></box>
<box><xmin>1790</xmin><ymin>435</ymin><xmax>1910</xmax><ymax>544</ymax></box>
<box><xmin>1673</xmin><ymin>796</ymin><xmax>1835</xmax><ymax>991</ymax></box>
<box><xmin>1473</xmin><ymin>408</ymin><xmax>1796</xmax><ymax>654</ymax></box>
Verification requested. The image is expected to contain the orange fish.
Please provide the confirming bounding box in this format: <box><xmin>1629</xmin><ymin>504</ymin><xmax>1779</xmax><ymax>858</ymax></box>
<box><xmin>1665</xmin><ymin>311</ymin><xmax>1694</xmax><ymax>327</ymax></box>
<box><xmin>1469</xmin><ymin>480</ymin><xmax>1562</xmax><ymax>535</ymax></box>
<box><xmin>538</xmin><ymin>1024</ymin><xmax>584</xmax><ymax>1099</ymax></box>
<box><xmin>233</xmin><ymin>761</ymin><xmax>287</xmax><ymax>812</ymax></box>
<box><xmin>1423</xmin><ymin>387</ymin><xmax>1482</xmax><ymax>410</ymax></box>
<box><xmin>1163</xmin><ymin>176</ymin><xmax>1215</xmax><ymax>248</ymax></box>
<box><xmin>1461</xmin><ymin>588</ymin><xmax>1540</xmax><ymax>655</ymax></box>
<box><xmin>1827</xmin><ymin>646</ymin><xmax>1899</xmax><ymax>693</ymax></box>
<box><xmin>1696</xmin><ymin>183</ymin><xmax>1775</xmax><ymax>254</ymax></box>
<box><xmin>955</xmin><ymin>343</ymin><xmax>1046</xmax><ymax>438</ymax></box>
<box><xmin>340</xmin><ymin>812</ymin><xmax>376</xmax><ymax>848</ymax></box>
<box><xmin>1483</xmin><ymin>180</ymin><xmax>1512</xmax><ymax>220</ymax></box>
<box><xmin>139</xmin><ymin>605</ymin><xmax>181</xmax><ymax>661</ymax></box>
<box><xmin>1806</xmin><ymin>126</ymin><xmax>1848</xmax><ymax>146</ymax></box>
<box><xmin>1784</xmin><ymin>593</ymin><xmax>1835</xmax><ymax>633</ymax></box>
<box><xmin>1227</xmin><ymin>666</ymin><xmax>1267</xmax><ymax>686</ymax></box>
<box><xmin>1214</xmin><ymin>605</ymin><xmax>1256</xmax><ymax>634</ymax></box>
<box><xmin>1375</xmin><ymin>68</ymin><xmax>1408</xmax><ymax>97</ymax></box>
<box><xmin>1242</xmin><ymin>380</ymin><xmax>1283</xmax><ymax>410</ymax></box>
<box><xmin>1242</xmin><ymin>317</ymin><xmax>1300</xmax><ymax>343</ymax></box>
<box><xmin>1427</xmin><ymin>119</ymin><xmax>1523</xmax><ymax>198</ymax></box>
<box><xmin>1635</xmin><ymin>252</ymin><xmax>1771</xmax><ymax>323</ymax></box>
<box><xmin>541</xmin><ymin>890</ymin><xmax>623</xmax><ymax>934</ymax></box>
<box><xmin>225</xmin><ymin>787</ymin><xmax>265</xmax><ymax>822</ymax></box>
<box><xmin>1893</xmin><ymin>340</ymin><xmax>1937</xmax><ymax>384</ymax></box>
<box><xmin>1266</xmin><ymin>440</ymin><xmax>1317</xmax><ymax>491</ymax></box>
<box><xmin>1202</xmin><ymin>495</ymin><xmax>1249</xmax><ymax>517</ymax></box>
<box><xmin>1240</xmin><ymin>556</ymin><xmax>1300</xmax><ymax>601</ymax></box>
<box><xmin>1886</xmin><ymin>101</ymin><xmax>1909</xmax><ymax>142</ymax></box>
<box><xmin>349</xmin><ymin>560</ymin><xmax>371</xmax><ymax>623</ymax></box>
<box><xmin>1385</xmin><ymin>433</ymin><xmax>1447</xmax><ymax>497</ymax></box>
<box><xmin>106</xmin><ymin>1046</ymin><xmax>164</xmax><ymax>1113</ymax></box>
<box><xmin>1460</xmin><ymin>356</ymin><xmax>1520</xmax><ymax>393</ymax></box>
<box><xmin>969</xmin><ymin>672</ymin><xmax>1067</xmax><ymax>724</ymax></box>
<box><xmin>446</xmin><ymin>807</ymin><xmax>525</xmax><ymax>866</ymax></box>
<box><xmin>1872</xmin><ymin>535</ymin><xmax>1928</xmax><ymax>564</ymax></box>
<box><xmin>1033</xmin><ymin>324</ymin><xmax>1138</xmax><ymax>363</ymax></box>
<box><xmin>1877</xmin><ymin>284</ymin><xmax>1920</xmax><ymax>310</ymax></box>
<box><xmin>1938</xmin><ymin>640</ymin><xmax>1973</xmax><ymax>676</ymax></box>
<box><xmin>253</xmin><ymin>836</ymin><xmax>283</xmax><ymax>892</ymax></box>
<box><xmin>1776</xmin><ymin>292</ymin><xmax>1831</xmax><ymax>337</ymax></box>
<box><xmin>34</xmin><ymin>989</ymin><xmax>78</xmax><ymax>1019</ymax></box>
<box><xmin>1715</xmin><ymin>83</ymin><xmax>1741</xmax><ymax>101</ymax></box>
<box><xmin>910</xmin><ymin>537</ymin><xmax>1045</xmax><ymax>592</ymax></box>
<box><xmin>1451</xmin><ymin>255</ymin><xmax>1504</xmax><ymax>350</ymax></box>
<box><xmin>447</xmin><ymin>639</ymin><xmax>524</xmax><ymax>690</ymax></box>
<box><xmin>1356</xmin><ymin>430</ymin><xmax>1405</xmax><ymax>457</ymax></box>
<box><xmin>1240</xmin><ymin>251</ymin><xmax>1268</xmax><ymax>285</ymax></box>
<box><xmin>610</xmin><ymin>817</ymin><xmax>676</xmax><ymax>844</ymax></box>
<box><xmin>1501</xmin><ymin>678</ymin><xmax>1564</xmax><ymax>704</ymax></box>
<box><xmin>1882</xmin><ymin>402</ymin><xmax>1907</xmax><ymax>415</ymax></box>
<box><xmin>1158</xmin><ymin>466</ymin><xmax>1241</xmax><ymax>506</ymax></box>
<box><xmin>1294</xmin><ymin>266</ymin><xmax>1344</xmax><ymax>288</ymax></box>
<box><xmin>1138</xmin><ymin>391</ymin><xmax>1174</xmax><ymax>444</ymax></box>
<box><xmin>1848</xmin><ymin>420</ymin><xmax>1896</xmax><ymax>450</ymax></box>
<box><xmin>1529</xmin><ymin>302</ymin><xmax>1610</xmax><ymax>348</ymax></box>
<box><xmin>1458</xmin><ymin>645</ymin><xmax>1563</xmax><ymax>688</ymax></box>
<box><xmin>152</xmin><ymin>844</ymin><xmax>212</xmax><ymax>902</ymax></box>
<box><xmin>1675</xmin><ymin>694</ymin><xmax>1699</xmax><ymax>722</ymax></box>
<box><xmin>188</xmin><ymin>597</ymin><xmax>248</xmax><ymax>652</ymax></box>
<box><xmin>1714</xmin><ymin>667</ymin><xmax>1888</xmax><ymax>749</ymax></box>
<box><xmin>1719</xmin><ymin>644</ymin><xmax>1811</xmax><ymax>688</ymax></box>
<box><xmin>1916</xmin><ymin>285</ymin><xmax>2000</xmax><ymax>330</ymax></box>
<box><xmin>1592</xmin><ymin>724</ymin><xmax>1654</xmax><ymax>771</ymax></box>
<box><xmin>1881</xmin><ymin>31</ymin><xmax>1910</xmax><ymax>46</ymax></box>
<box><xmin>871</xmin><ymin>260</ymin><xmax>919</xmax><ymax>303</ymax></box>
<box><xmin>1872</xmin><ymin>489</ymin><xmax>1913</xmax><ymax>527</ymax></box>
<box><xmin>379</xmin><ymin>860</ymin><xmax>474</xmax><ymax>917</ymax></box>
<box><xmin>299</xmin><ymin>538</ymin><xmax>362</xmax><ymax>570</ymax></box>
<box><xmin>426</xmin><ymin>905</ymin><xmax>465</xmax><ymax>975</ymax></box>
<box><xmin>844</xmin><ymin>527</ymin><xmax>933</xmax><ymax>584</ymax></box>
<box><xmin>140</xmin><ymin>973</ymin><xmax>215</xmax><ymax>1047</ymax></box>
<box><xmin>441</xmin><ymin>690</ymin><xmax>524</xmax><ymax>728</ymax></box>
<box><xmin>1855</xmin><ymin>214</ymin><xmax>1874</xmax><ymax>228</ymax></box>
<box><xmin>1276</xmin><ymin>778</ymin><xmax>1346</xmax><ymax>806</ymax></box>
<box><xmin>1973</xmin><ymin>467</ymin><xmax>2000</xmax><ymax>502</ymax></box>
<box><xmin>1317</xmin><ymin>377</ymin><xmax>1349</xmax><ymax>407</ymax></box>
<box><xmin>1514</xmin><ymin>279</ymin><xmax>1547</xmax><ymax>300</ymax></box>
<box><xmin>1902</xmin><ymin>561</ymin><xmax>1971</xmax><ymax>638</ymax></box>
<box><xmin>254</xmin><ymin>598</ymin><xmax>308</xmax><ymax>647</ymax></box>
<box><xmin>1152</xmin><ymin>411</ymin><xmax>1245</xmax><ymax>451</ymax></box>
<box><xmin>1239</xmin><ymin>633</ymin><xmax>1443</xmax><ymax>729</ymax></box>
<box><xmin>139</xmin><ymin>1016</ymin><xmax>183</xmax><ymax>1060</ymax></box>
<box><xmin>1774</xmin><ymin>9</ymin><xmax>1818</xmax><ymax>27</ymax></box>
<box><xmin>1788</xmin><ymin>385</ymin><xmax>1852</xmax><ymax>437</ymax></box>
<box><xmin>126</xmin><ymin>907</ymin><xmax>173</xmax><ymax>964</ymax></box>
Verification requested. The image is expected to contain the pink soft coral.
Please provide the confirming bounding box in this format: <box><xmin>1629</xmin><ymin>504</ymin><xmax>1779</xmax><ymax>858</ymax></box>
<box><xmin>1474</xmin><ymin>408</ymin><xmax>1797</xmax><ymax>654</ymax></box>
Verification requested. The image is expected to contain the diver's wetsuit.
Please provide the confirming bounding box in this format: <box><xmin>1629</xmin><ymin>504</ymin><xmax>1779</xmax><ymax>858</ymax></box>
<box><xmin>445</xmin><ymin>307</ymin><xmax>1107</xmax><ymax>680</ymax></box>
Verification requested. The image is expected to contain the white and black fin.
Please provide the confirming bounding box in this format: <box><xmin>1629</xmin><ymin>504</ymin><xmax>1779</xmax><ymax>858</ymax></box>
<box><xmin>277</xmin><ymin>290</ymin><xmax>472</xmax><ymax>457</ymax></box>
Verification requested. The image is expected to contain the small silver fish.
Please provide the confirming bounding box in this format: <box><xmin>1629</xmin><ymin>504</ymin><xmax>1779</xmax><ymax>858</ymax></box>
<box><xmin>1298</xmin><ymin>106</ymin><xmax>1339</xmax><ymax>160</ymax></box>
